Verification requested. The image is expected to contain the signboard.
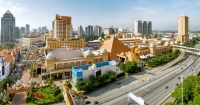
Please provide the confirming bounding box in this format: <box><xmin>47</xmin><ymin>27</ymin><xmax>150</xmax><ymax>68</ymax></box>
<box><xmin>128</xmin><ymin>92</ymin><xmax>144</xmax><ymax>105</ymax></box>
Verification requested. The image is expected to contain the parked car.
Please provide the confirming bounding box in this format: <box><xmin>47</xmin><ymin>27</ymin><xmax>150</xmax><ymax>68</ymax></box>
<box><xmin>85</xmin><ymin>101</ymin><xmax>91</xmax><ymax>104</ymax></box>
<box><xmin>94</xmin><ymin>101</ymin><xmax>99</xmax><ymax>104</ymax></box>
<box><xmin>164</xmin><ymin>86</ymin><xmax>168</xmax><ymax>89</ymax></box>
<box><xmin>82</xmin><ymin>95</ymin><xmax>88</xmax><ymax>99</ymax></box>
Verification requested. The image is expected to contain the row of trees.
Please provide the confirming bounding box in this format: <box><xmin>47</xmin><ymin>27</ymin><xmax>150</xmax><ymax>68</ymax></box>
<box><xmin>119</xmin><ymin>61</ymin><xmax>141</xmax><ymax>74</ymax></box>
<box><xmin>147</xmin><ymin>49</ymin><xmax>181</xmax><ymax>68</ymax></box>
<box><xmin>0</xmin><ymin>43</ymin><xmax>15</xmax><ymax>50</ymax></box>
<box><xmin>75</xmin><ymin>71</ymin><xmax>116</xmax><ymax>92</ymax></box>
<box><xmin>0</xmin><ymin>77</ymin><xmax>13</xmax><ymax>104</ymax></box>
<box><xmin>165</xmin><ymin>76</ymin><xmax>200</xmax><ymax>105</ymax></box>
<box><xmin>187</xmin><ymin>37</ymin><xmax>200</xmax><ymax>48</ymax></box>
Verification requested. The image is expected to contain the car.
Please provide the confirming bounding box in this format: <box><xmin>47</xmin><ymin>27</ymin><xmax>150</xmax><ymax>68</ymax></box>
<box><xmin>117</xmin><ymin>82</ymin><xmax>121</xmax><ymax>85</ymax></box>
<box><xmin>94</xmin><ymin>101</ymin><xmax>99</xmax><ymax>104</ymax></box>
<box><xmin>178</xmin><ymin>77</ymin><xmax>181</xmax><ymax>79</ymax></box>
<box><xmin>82</xmin><ymin>95</ymin><xmax>88</xmax><ymax>99</ymax></box>
<box><xmin>164</xmin><ymin>86</ymin><xmax>168</xmax><ymax>89</ymax></box>
<box><xmin>85</xmin><ymin>101</ymin><xmax>91</xmax><ymax>104</ymax></box>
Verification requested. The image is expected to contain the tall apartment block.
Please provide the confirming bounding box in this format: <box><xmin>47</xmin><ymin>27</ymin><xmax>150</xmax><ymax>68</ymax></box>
<box><xmin>26</xmin><ymin>24</ymin><xmax>30</xmax><ymax>33</ymax></box>
<box><xmin>78</xmin><ymin>25</ymin><xmax>84</xmax><ymax>35</ymax></box>
<box><xmin>45</xmin><ymin>14</ymin><xmax>85</xmax><ymax>49</ymax></box>
<box><xmin>94</xmin><ymin>25</ymin><xmax>102</xmax><ymax>36</ymax></box>
<box><xmin>176</xmin><ymin>15</ymin><xmax>189</xmax><ymax>44</ymax></box>
<box><xmin>1</xmin><ymin>10</ymin><xmax>15</xmax><ymax>43</ymax></box>
<box><xmin>14</xmin><ymin>27</ymin><xmax>20</xmax><ymax>38</ymax></box>
<box><xmin>134</xmin><ymin>20</ymin><xmax>152</xmax><ymax>36</ymax></box>
<box><xmin>20</xmin><ymin>27</ymin><xmax>25</xmax><ymax>33</ymax></box>
<box><xmin>118</xmin><ymin>27</ymin><xmax>127</xmax><ymax>33</ymax></box>
<box><xmin>85</xmin><ymin>25</ymin><xmax>93</xmax><ymax>35</ymax></box>
<box><xmin>54</xmin><ymin>14</ymin><xmax>72</xmax><ymax>40</ymax></box>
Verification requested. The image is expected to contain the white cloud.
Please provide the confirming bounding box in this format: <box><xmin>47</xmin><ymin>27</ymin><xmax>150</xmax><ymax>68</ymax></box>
<box><xmin>0</xmin><ymin>0</ymin><xmax>28</xmax><ymax>15</ymax></box>
<box><xmin>133</xmin><ymin>7</ymin><xmax>163</xmax><ymax>14</ymax></box>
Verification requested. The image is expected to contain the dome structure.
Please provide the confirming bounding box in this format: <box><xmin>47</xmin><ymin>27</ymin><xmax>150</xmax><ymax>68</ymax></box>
<box><xmin>100</xmin><ymin>48</ymin><xmax>108</xmax><ymax>54</ymax></box>
<box><xmin>44</xmin><ymin>45</ymin><xmax>50</xmax><ymax>49</ymax></box>
<box><xmin>164</xmin><ymin>41</ymin><xmax>169</xmax><ymax>46</ymax></box>
<box><xmin>150</xmin><ymin>43</ymin><xmax>156</xmax><ymax>47</ymax></box>
<box><xmin>138</xmin><ymin>45</ymin><xmax>142</xmax><ymax>49</ymax></box>
<box><xmin>170</xmin><ymin>41</ymin><xmax>175</xmax><ymax>45</ymax></box>
<box><xmin>143</xmin><ymin>39</ymin><xmax>149</xmax><ymax>44</ymax></box>
<box><xmin>175</xmin><ymin>41</ymin><xmax>179</xmax><ymax>44</ymax></box>
<box><xmin>84</xmin><ymin>50</ymin><xmax>93</xmax><ymax>56</ymax></box>
<box><xmin>46</xmin><ymin>53</ymin><xmax>55</xmax><ymax>60</ymax></box>
<box><xmin>91</xmin><ymin>64</ymin><xmax>97</xmax><ymax>69</ymax></box>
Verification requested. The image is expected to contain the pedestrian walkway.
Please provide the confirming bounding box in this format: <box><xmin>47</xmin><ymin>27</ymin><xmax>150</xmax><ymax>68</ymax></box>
<box><xmin>11</xmin><ymin>92</ymin><xmax>26</xmax><ymax>105</ymax></box>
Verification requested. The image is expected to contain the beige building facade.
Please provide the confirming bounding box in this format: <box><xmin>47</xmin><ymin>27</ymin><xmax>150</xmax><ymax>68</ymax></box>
<box><xmin>45</xmin><ymin>15</ymin><xmax>86</xmax><ymax>49</ymax></box>
<box><xmin>54</xmin><ymin>14</ymin><xmax>72</xmax><ymax>40</ymax></box>
<box><xmin>35</xmin><ymin>47</ymin><xmax>109</xmax><ymax>79</ymax></box>
<box><xmin>176</xmin><ymin>15</ymin><xmax>189</xmax><ymax>44</ymax></box>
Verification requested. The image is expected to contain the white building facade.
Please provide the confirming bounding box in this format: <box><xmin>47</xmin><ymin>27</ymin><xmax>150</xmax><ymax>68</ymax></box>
<box><xmin>72</xmin><ymin>61</ymin><xmax>117</xmax><ymax>85</ymax></box>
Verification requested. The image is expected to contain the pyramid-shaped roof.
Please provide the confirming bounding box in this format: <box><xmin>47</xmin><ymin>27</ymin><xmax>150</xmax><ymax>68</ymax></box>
<box><xmin>3</xmin><ymin>10</ymin><xmax>13</xmax><ymax>16</ymax></box>
<box><xmin>99</xmin><ymin>38</ymin><xmax>130</xmax><ymax>60</ymax></box>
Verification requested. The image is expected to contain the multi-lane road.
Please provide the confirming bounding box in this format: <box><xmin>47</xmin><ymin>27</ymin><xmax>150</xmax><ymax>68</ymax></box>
<box><xmin>109</xmin><ymin>55</ymin><xmax>200</xmax><ymax>105</ymax></box>
<box><xmin>87</xmin><ymin>55</ymin><xmax>200</xmax><ymax>105</ymax></box>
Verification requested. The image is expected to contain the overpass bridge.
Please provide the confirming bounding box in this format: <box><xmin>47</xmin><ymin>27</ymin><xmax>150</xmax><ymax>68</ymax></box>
<box><xmin>172</xmin><ymin>45</ymin><xmax>200</xmax><ymax>55</ymax></box>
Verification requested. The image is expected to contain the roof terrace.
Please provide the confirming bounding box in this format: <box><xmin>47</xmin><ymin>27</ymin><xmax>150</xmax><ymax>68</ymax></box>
<box><xmin>72</xmin><ymin>61</ymin><xmax>116</xmax><ymax>72</ymax></box>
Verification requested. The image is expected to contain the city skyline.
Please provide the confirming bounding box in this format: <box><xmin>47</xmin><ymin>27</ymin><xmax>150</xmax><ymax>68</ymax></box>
<box><xmin>0</xmin><ymin>0</ymin><xmax>200</xmax><ymax>31</ymax></box>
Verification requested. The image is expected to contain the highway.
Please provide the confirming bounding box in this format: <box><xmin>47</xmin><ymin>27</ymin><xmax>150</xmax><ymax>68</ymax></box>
<box><xmin>106</xmin><ymin>55</ymin><xmax>200</xmax><ymax>105</ymax></box>
<box><xmin>87</xmin><ymin>55</ymin><xmax>197</xmax><ymax>105</ymax></box>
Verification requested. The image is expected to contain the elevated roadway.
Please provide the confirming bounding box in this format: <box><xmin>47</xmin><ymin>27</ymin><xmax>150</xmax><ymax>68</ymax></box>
<box><xmin>87</xmin><ymin>55</ymin><xmax>197</xmax><ymax>105</ymax></box>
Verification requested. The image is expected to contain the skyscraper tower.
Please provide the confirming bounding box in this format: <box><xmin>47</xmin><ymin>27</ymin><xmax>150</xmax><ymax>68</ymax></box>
<box><xmin>26</xmin><ymin>24</ymin><xmax>30</xmax><ymax>33</ymax></box>
<box><xmin>176</xmin><ymin>15</ymin><xmax>189</xmax><ymax>44</ymax></box>
<box><xmin>1</xmin><ymin>10</ymin><xmax>15</xmax><ymax>44</ymax></box>
<box><xmin>54</xmin><ymin>14</ymin><xmax>72</xmax><ymax>40</ymax></box>
<box><xmin>94</xmin><ymin>25</ymin><xmax>102</xmax><ymax>36</ymax></box>
<box><xmin>85</xmin><ymin>25</ymin><xmax>93</xmax><ymax>35</ymax></box>
<box><xmin>134</xmin><ymin>20</ymin><xmax>152</xmax><ymax>36</ymax></box>
<box><xmin>78</xmin><ymin>25</ymin><xmax>84</xmax><ymax>35</ymax></box>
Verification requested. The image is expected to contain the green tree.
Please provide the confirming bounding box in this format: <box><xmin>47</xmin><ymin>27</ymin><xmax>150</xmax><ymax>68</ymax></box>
<box><xmin>119</xmin><ymin>61</ymin><xmax>141</xmax><ymax>74</ymax></box>
<box><xmin>0</xmin><ymin>77</ymin><xmax>13</xmax><ymax>91</ymax></box>
<box><xmin>47</xmin><ymin>77</ymin><xmax>53</xmax><ymax>86</ymax></box>
<box><xmin>108</xmin><ymin>71</ymin><xmax>116</xmax><ymax>79</ymax></box>
<box><xmin>64</xmin><ymin>80</ymin><xmax>72</xmax><ymax>89</ymax></box>
<box><xmin>89</xmin><ymin>75</ymin><xmax>95</xmax><ymax>80</ymax></box>
<box><xmin>75</xmin><ymin>80</ymin><xmax>85</xmax><ymax>91</ymax></box>
<box><xmin>84</xmin><ymin>80</ymin><xmax>93</xmax><ymax>91</ymax></box>
<box><xmin>94</xmin><ymin>80</ymin><xmax>100</xmax><ymax>87</ymax></box>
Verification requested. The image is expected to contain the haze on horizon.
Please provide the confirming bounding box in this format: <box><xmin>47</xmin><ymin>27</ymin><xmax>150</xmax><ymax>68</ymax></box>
<box><xmin>0</xmin><ymin>0</ymin><xmax>200</xmax><ymax>31</ymax></box>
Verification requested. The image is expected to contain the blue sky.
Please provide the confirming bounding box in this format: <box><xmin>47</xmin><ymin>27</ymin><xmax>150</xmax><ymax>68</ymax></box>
<box><xmin>0</xmin><ymin>0</ymin><xmax>200</xmax><ymax>31</ymax></box>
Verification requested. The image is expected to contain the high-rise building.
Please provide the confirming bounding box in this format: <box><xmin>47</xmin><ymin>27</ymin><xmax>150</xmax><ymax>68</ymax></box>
<box><xmin>94</xmin><ymin>25</ymin><xmax>102</xmax><ymax>36</ymax></box>
<box><xmin>38</xmin><ymin>27</ymin><xmax>41</xmax><ymax>33</ymax></box>
<box><xmin>54</xmin><ymin>14</ymin><xmax>72</xmax><ymax>40</ymax></box>
<box><xmin>20</xmin><ymin>27</ymin><xmax>25</xmax><ymax>33</ymax></box>
<box><xmin>1</xmin><ymin>10</ymin><xmax>15</xmax><ymax>43</ymax></box>
<box><xmin>42</xmin><ymin>26</ymin><xmax>47</xmax><ymax>34</ymax></box>
<box><xmin>52</xmin><ymin>21</ymin><xmax>54</xmax><ymax>30</ymax></box>
<box><xmin>85</xmin><ymin>25</ymin><xmax>93</xmax><ymax>35</ymax></box>
<box><xmin>118</xmin><ymin>27</ymin><xmax>127</xmax><ymax>33</ymax></box>
<box><xmin>14</xmin><ymin>27</ymin><xmax>20</xmax><ymax>38</ymax></box>
<box><xmin>78</xmin><ymin>25</ymin><xmax>84</xmax><ymax>35</ymax></box>
<box><xmin>134</xmin><ymin>20</ymin><xmax>152</xmax><ymax>36</ymax></box>
<box><xmin>176</xmin><ymin>15</ymin><xmax>189</xmax><ymax>44</ymax></box>
<box><xmin>26</xmin><ymin>24</ymin><xmax>30</xmax><ymax>33</ymax></box>
<box><xmin>32</xmin><ymin>29</ymin><xmax>36</xmax><ymax>33</ymax></box>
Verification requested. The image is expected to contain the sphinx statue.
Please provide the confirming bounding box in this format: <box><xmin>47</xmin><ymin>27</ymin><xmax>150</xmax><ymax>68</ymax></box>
<box><xmin>119</xmin><ymin>45</ymin><xmax>141</xmax><ymax>62</ymax></box>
